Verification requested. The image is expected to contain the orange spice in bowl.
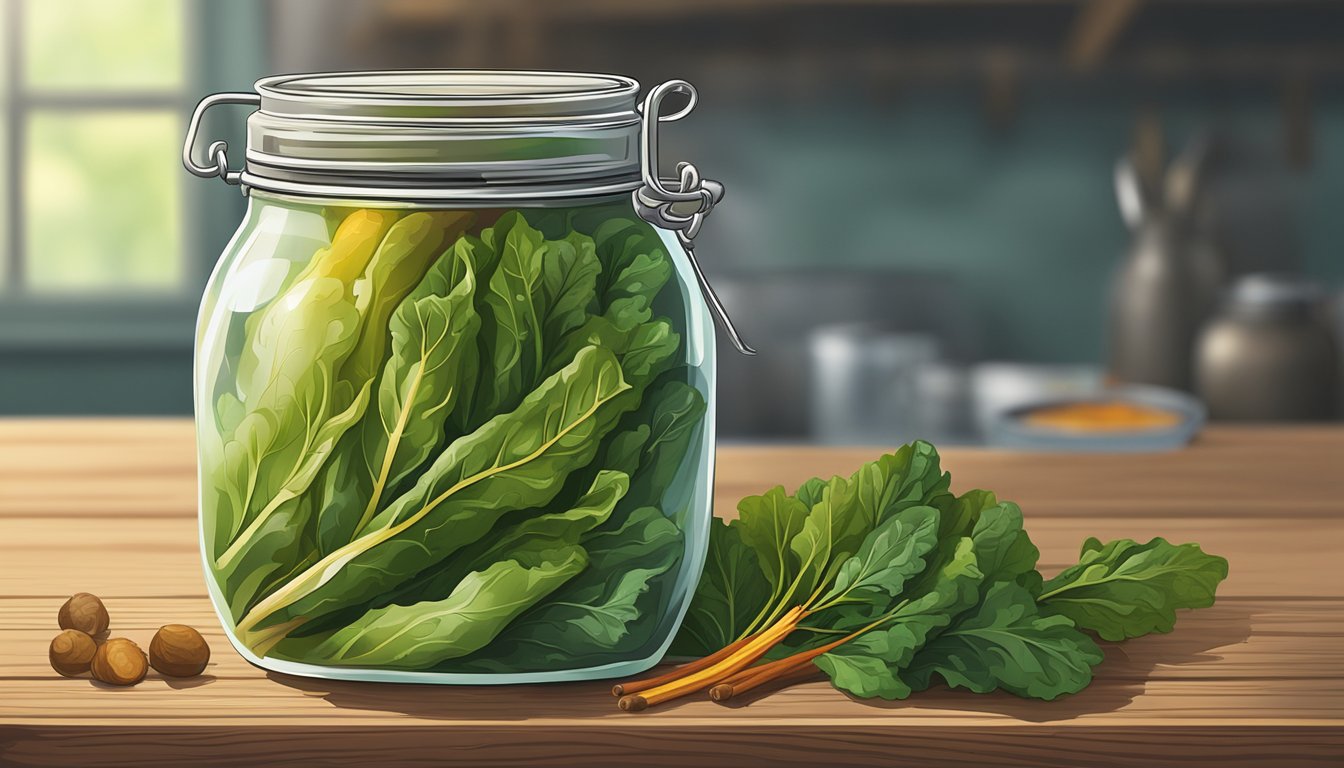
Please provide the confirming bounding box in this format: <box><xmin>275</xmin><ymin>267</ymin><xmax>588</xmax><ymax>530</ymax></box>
<box><xmin>1020</xmin><ymin>400</ymin><xmax>1183</xmax><ymax>432</ymax></box>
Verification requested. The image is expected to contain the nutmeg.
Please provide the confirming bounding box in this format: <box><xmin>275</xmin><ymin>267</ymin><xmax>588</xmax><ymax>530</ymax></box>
<box><xmin>90</xmin><ymin>638</ymin><xmax>147</xmax><ymax>686</ymax></box>
<box><xmin>49</xmin><ymin>629</ymin><xmax>98</xmax><ymax>677</ymax></box>
<box><xmin>58</xmin><ymin>592</ymin><xmax>109</xmax><ymax>637</ymax></box>
<box><xmin>149</xmin><ymin>624</ymin><xmax>210</xmax><ymax>678</ymax></box>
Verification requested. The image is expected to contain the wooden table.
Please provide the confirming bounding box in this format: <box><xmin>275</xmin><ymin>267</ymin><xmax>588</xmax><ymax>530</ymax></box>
<box><xmin>1</xmin><ymin>420</ymin><xmax>1341</xmax><ymax>766</ymax></box>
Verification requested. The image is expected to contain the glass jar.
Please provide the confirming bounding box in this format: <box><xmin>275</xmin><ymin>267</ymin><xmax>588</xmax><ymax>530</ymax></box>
<box><xmin>184</xmin><ymin>71</ymin><xmax>750</xmax><ymax>683</ymax></box>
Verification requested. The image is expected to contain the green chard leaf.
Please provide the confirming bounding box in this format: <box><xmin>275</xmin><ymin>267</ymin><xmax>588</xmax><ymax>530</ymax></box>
<box><xmin>901</xmin><ymin>489</ymin><xmax>1003</xmax><ymax>602</ymax></box>
<box><xmin>216</xmin><ymin>496</ymin><xmax>320</xmax><ymax>619</ymax></box>
<box><xmin>613</xmin><ymin>321</ymin><xmax>682</xmax><ymax>390</ymax></box>
<box><xmin>794</xmin><ymin>477</ymin><xmax>827</xmax><ymax>509</ymax></box>
<box><xmin>903</xmin><ymin>581</ymin><xmax>1103</xmax><ymax>700</ymax></box>
<box><xmin>851</xmin><ymin>498</ymin><xmax>1044</xmax><ymax>662</ymax></box>
<box><xmin>460</xmin><ymin>377</ymin><xmax>703</xmax><ymax>667</ymax></box>
<box><xmin>788</xmin><ymin>443</ymin><xmax>952</xmax><ymax>618</ymax></box>
<box><xmin>589</xmin><ymin>218</ymin><xmax>672</xmax><ymax>312</ymax></box>
<box><xmin>468</xmin><ymin>213</ymin><xmax>623</xmax><ymax>433</ymax></box>
<box><xmin>787</xmin><ymin>474</ymin><xmax>874</xmax><ymax>604</ymax></box>
<box><xmin>544</xmin><ymin>313</ymin><xmax>680</xmax><ymax>391</ymax></box>
<box><xmin>537</xmin><ymin>218</ymin><xmax>682</xmax><ymax>392</ymax></box>
<box><xmin>290</xmin><ymin>541</ymin><xmax>588</xmax><ymax>669</ymax></box>
<box><xmin>475</xmin><ymin>212</ymin><xmax>548</xmax><ymax>420</ymax></box>
<box><xmin>815</xmin><ymin>621</ymin><xmax>934</xmax><ymax>700</ymax></box>
<box><xmin>735</xmin><ymin>486</ymin><xmax>811</xmax><ymax>600</ymax></box>
<box><xmin>211</xmin><ymin>276</ymin><xmax>371</xmax><ymax>576</ymax></box>
<box><xmin>539</xmin><ymin>231</ymin><xmax>601</xmax><ymax>349</ymax></box>
<box><xmin>606</xmin><ymin>250</ymin><xmax>672</xmax><ymax>313</ymax></box>
<box><xmin>815</xmin><ymin>536</ymin><xmax>983</xmax><ymax>699</ymax></box>
<box><xmin>207</xmin><ymin>210</ymin><xmax>398</xmax><ymax>567</ymax></box>
<box><xmin>453</xmin><ymin>231</ymin><xmax>500</xmax><ymax>290</ymax></box>
<box><xmin>484</xmin><ymin>470</ymin><xmax>629</xmax><ymax>553</ymax></box>
<box><xmin>669</xmin><ymin>517</ymin><xmax>772</xmax><ymax>658</ymax></box>
<box><xmin>380</xmin><ymin>470</ymin><xmax>630</xmax><ymax>607</ymax></box>
<box><xmin>278</xmin><ymin>469</ymin><xmax>629</xmax><ymax>646</ymax></box>
<box><xmin>1039</xmin><ymin>537</ymin><xmax>1229</xmax><ymax>641</ymax></box>
<box><xmin>336</xmin><ymin>211</ymin><xmax>473</xmax><ymax>395</ymax></box>
<box><xmin>592</xmin><ymin>421</ymin><xmax>650</xmax><ymax>479</ymax></box>
<box><xmin>443</xmin><ymin>233</ymin><xmax>501</xmax><ymax>437</ymax></box>
<box><xmin>284</xmin><ymin>471</ymin><xmax>631</xmax><ymax>667</ymax></box>
<box><xmin>969</xmin><ymin>502</ymin><xmax>1043</xmax><ymax>595</ymax></box>
<box><xmin>216</xmin><ymin>382</ymin><xmax>372</xmax><ymax>615</ymax></box>
<box><xmin>544</xmin><ymin>376</ymin><xmax>704</xmax><ymax>539</ymax></box>
<box><xmin>939</xmin><ymin>487</ymin><xmax>996</xmax><ymax>542</ymax></box>
<box><xmin>823</xmin><ymin>502</ymin><xmax>1068</xmax><ymax>700</ymax></box>
<box><xmin>850</xmin><ymin>441</ymin><xmax>953</xmax><ymax>529</ymax></box>
<box><xmin>892</xmin><ymin>536</ymin><xmax>987</xmax><ymax>628</ymax></box>
<box><xmin>679</xmin><ymin>443</ymin><xmax>974</xmax><ymax>652</ymax></box>
<box><xmin>448</xmin><ymin>505</ymin><xmax>683</xmax><ymax>673</ymax></box>
<box><xmin>314</xmin><ymin>250</ymin><xmax>482</xmax><ymax>553</ymax></box>
<box><xmin>234</xmin><ymin>345</ymin><xmax>634</xmax><ymax>639</ymax></box>
<box><xmin>620</xmin><ymin>378</ymin><xmax>706</xmax><ymax>513</ymax></box>
<box><xmin>818</xmin><ymin>505</ymin><xmax>941</xmax><ymax>607</ymax></box>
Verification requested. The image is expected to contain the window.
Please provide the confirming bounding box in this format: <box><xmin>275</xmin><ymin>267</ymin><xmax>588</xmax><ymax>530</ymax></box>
<box><xmin>1</xmin><ymin>0</ymin><xmax>195</xmax><ymax>343</ymax></box>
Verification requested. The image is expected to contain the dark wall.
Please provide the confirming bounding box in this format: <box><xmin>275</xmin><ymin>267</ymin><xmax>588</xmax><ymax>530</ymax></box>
<box><xmin>5</xmin><ymin>0</ymin><xmax>1343</xmax><ymax>414</ymax></box>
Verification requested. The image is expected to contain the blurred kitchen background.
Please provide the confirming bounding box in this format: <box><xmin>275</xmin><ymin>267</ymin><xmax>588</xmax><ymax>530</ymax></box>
<box><xmin>2</xmin><ymin>0</ymin><xmax>1342</xmax><ymax>445</ymax></box>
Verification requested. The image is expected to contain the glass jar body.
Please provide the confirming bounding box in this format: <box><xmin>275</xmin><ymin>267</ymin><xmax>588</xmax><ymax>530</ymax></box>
<box><xmin>194</xmin><ymin>192</ymin><xmax>716</xmax><ymax>683</ymax></box>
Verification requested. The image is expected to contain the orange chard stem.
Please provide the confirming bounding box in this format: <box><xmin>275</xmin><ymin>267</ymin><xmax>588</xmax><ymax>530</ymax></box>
<box><xmin>612</xmin><ymin>632</ymin><xmax>759</xmax><ymax>697</ymax></box>
<box><xmin>617</xmin><ymin>606</ymin><xmax>807</xmax><ymax>712</ymax></box>
<box><xmin>708</xmin><ymin>661</ymin><xmax>823</xmax><ymax>703</ymax></box>
<box><xmin>709</xmin><ymin>622</ymin><xmax>874</xmax><ymax>703</ymax></box>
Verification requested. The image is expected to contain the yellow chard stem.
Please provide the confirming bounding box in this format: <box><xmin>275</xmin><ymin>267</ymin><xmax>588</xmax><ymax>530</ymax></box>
<box><xmin>303</xmin><ymin>209</ymin><xmax>400</xmax><ymax>285</ymax></box>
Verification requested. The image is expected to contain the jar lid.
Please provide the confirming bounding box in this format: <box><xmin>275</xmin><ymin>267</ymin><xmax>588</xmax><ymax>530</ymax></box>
<box><xmin>186</xmin><ymin>73</ymin><xmax>760</xmax><ymax>355</ymax></box>
<box><xmin>240</xmin><ymin>70</ymin><xmax>645</xmax><ymax>202</ymax></box>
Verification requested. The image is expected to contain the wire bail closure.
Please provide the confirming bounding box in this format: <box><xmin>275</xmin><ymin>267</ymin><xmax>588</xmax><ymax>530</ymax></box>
<box><xmin>633</xmin><ymin>81</ymin><xmax>756</xmax><ymax>356</ymax></box>
<box><xmin>182</xmin><ymin>92</ymin><xmax>260</xmax><ymax>187</ymax></box>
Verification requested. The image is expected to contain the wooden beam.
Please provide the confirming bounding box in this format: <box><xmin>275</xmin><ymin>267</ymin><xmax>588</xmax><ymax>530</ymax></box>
<box><xmin>1065</xmin><ymin>0</ymin><xmax>1144</xmax><ymax>74</ymax></box>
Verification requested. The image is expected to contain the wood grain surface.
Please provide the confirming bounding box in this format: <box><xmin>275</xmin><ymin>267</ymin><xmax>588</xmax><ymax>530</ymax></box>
<box><xmin>1</xmin><ymin>419</ymin><xmax>1341</xmax><ymax>766</ymax></box>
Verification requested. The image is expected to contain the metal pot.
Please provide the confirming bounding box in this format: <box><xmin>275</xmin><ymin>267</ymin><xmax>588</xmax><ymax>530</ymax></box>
<box><xmin>1195</xmin><ymin>274</ymin><xmax>1341</xmax><ymax>421</ymax></box>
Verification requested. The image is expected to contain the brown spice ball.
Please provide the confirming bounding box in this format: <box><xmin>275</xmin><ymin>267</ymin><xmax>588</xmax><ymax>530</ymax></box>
<box><xmin>49</xmin><ymin>629</ymin><xmax>98</xmax><ymax>677</ymax></box>
<box><xmin>90</xmin><ymin>638</ymin><xmax>147</xmax><ymax>686</ymax></box>
<box><xmin>58</xmin><ymin>593</ymin><xmax>109</xmax><ymax>636</ymax></box>
<box><xmin>149</xmin><ymin>624</ymin><xmax>210</xmax><ymax>678</ymax></box>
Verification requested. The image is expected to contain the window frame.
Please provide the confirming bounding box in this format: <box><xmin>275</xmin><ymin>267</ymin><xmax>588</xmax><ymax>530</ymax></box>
<box><xmin>0</xmin><ymin>0</ymin><xmax>258</xmax><ymax>351</ymax></box>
